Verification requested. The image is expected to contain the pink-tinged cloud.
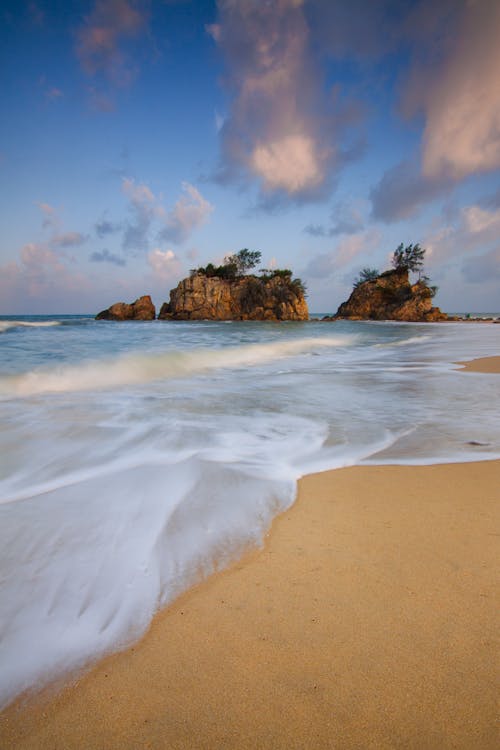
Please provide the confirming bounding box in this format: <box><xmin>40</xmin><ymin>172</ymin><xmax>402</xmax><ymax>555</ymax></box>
<box><xmin>147</xmin><ymin>248</ymin><xmax>182</xmax><ymax>280</ymax></box>
<box><xmin>76</xmin><ymin>0</ymin><xmax>149</xmax><ymax>87</ymax></box>
<box><xmin>0</xmin><ymin>244</ymin><xmax>90</xmax><ymax>313</ymax></box>
<box><xmin>161</xmin><ymin>183</ymin><xmax>214</xmax><ymax>244</ymax></box>
<box><xmin>303</xmin><ymin>230</ymin><xmax>381</xmax><ymax>278</ymax></box>
<box><xmin>405</xmin><ymin>1</ymin><xmax>500</xmax><ymax>181</ymax></box>
<box><xmin>423</xmin><ymin>200</ymin><xmax>500</xmax><ymax>273</ymax></box>
<box><xmin>36</xmin><ymin>202</ymin><xmax>59</xmax><ymax>229</ymax></box>
<box><xmin>211</xmin><ymin>0</ymin><xmax>346</xmax><ymax>202</ymax></box>
<box><xmin>122</xmin><ymin>179</ymin><xmax>214</xmax><ymax>251</ymax></box>
<box><xmin>370</xmin><ymin>160</ymin><xmax>451</xmax><ymax>222</ymax></box>
<box><xmin>52</xmin><ymin>232</ymin><xmax>87</xmax><ymax>248</ymax></box>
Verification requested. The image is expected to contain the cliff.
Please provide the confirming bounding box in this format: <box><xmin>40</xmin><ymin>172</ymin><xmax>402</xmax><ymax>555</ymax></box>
<box><xmin>96</xmin><ymin>295</ymin><xmax>155</xmax><ymax>321</ymax></box>
<box><xmin>158</xmin><ymin>273</ymin><xmax>309</xmax><ymax>321</ymax></box>
<box><xmin>333</xmin><ymin>269</ymin><xmax>446</xmax><ymax>322</ymax></box>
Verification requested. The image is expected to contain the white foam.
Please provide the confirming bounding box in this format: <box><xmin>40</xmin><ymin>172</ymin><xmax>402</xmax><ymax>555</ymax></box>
<box><xmin>0</xmin><ymin>320</ymin><xmax>61</xmax><ymax>333</ymax></box>
<box><xmin>0</xmin><ymin>336</ymin><xmax>352</xmax><ymax>397</ymax></box>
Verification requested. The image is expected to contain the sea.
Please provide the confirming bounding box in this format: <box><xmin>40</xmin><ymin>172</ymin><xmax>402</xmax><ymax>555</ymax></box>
<box><xmin>1</xmin><ymin>314</ymin><xmax>499</xmax><ymax>709</ymax></box>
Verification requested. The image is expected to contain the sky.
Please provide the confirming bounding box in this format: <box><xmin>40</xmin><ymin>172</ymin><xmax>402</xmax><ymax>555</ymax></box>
<box><xmin>1</xmin><ymin>0</ymin><xmax>499</xmax><ymax>315</ymax></box>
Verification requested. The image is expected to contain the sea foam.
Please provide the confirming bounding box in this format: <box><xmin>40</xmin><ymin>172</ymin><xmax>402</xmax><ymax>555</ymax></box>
<box><xmin>1</xmin><ymin>316</ymin><xmax>499</xmax><ymax>709</ymax></box>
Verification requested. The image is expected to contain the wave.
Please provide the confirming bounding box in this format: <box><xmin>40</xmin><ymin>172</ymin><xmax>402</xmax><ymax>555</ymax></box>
<box><xmin>0</xmin><ymin>320</ymin><xmax>62</xmax><ymax>333</ymax></box>
<box><xmin>375</xmin><ymin>334</ymin><xmax>430</xmax><ymax>348</ymax></box>
<box><xmin>0</xmin><ymin>336</ymin><xmax>351</xmax><ymax>397</ymax></box>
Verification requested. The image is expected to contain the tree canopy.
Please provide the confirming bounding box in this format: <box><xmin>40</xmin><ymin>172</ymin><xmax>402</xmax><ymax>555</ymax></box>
<box><xmin>391</xmin><ymin>243</ymin><xmax>425</xmax><ymax>273</ymax></box>
<box><xmin>353</xmin><ymin>267</ymin><xmax>380</xmax><ymax>287</ymax></box>
<box><xmin>224</xmin><ymin>249</ymin><xmax>262</xmax><ymax>276</ymax></box>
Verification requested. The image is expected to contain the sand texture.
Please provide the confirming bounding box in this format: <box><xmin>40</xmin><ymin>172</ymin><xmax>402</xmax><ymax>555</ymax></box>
<box><xmin>457</xmin><ymin>355</ymin><xmax>500</xmax><ymax>373</ymax></box>
<box><xmin>1</xmin><ymin>459</ymin><xmax>498</xmax><ymax>749</ymax></box>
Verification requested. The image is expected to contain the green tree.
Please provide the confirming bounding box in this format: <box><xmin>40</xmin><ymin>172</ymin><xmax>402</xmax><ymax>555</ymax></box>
<box><xmin>353</xmin><ymin>267</ymin><xmax>380</xmax><ymax>287</ymax></box>
<box><xmin>225</xmin><ymin>249</ymin><xmax>262</xmax><ymax>276</ymax></box>
<box><xmin>392</xmin><ymin>243</ymin><xmax>425</xmax><ymax>273</ymax></box>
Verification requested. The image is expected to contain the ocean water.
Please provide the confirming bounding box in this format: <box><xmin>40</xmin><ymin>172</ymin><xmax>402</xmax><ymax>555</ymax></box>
<box><xmin>0</xmin><ymin>315</ymin><xmax>499</xmax><ymax>709</ymax></box>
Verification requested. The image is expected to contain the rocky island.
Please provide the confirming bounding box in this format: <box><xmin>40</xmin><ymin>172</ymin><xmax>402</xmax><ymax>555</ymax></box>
<box><xmin>95</xmin><ymin>250</ymin><xmax>308</xmax><ymax>322</ymax></box>
<box><xmin>328</xmin><ymin>243</ymin><xmax>446</xmax><ymax>322</ymax></box>
<box><xmin>95</xmin><ymin>295</ymin><xmax>156</xmax><ymax>321</ymax></box>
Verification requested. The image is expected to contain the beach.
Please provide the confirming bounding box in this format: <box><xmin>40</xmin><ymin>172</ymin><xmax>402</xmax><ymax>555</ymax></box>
<box><xmin>1</xmin><ymin>355</ymin><xmax>498</xmax><ymax>750</ymax></box>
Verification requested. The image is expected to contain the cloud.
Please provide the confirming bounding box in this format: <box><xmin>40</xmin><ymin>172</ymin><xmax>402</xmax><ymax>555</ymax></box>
<box><xmin>0</xmin><ymin>243</ymin><xmax>89</xmax><ymax>313</ymax></box>
<box><xmin>147</xmin><ymin>248</ymin><xmax>182</xmax><ymax>280</ymax></box>
<box><xmin>403</xmin><ymin>1</ymin><xmax>500</xmax><ymax>182</ymax></box>
<box><xmin>462</xmin><ymin>246</ymin><xmax>500</xmax><ymax>284</ymax></box>
<box><xmin>370</xmin><ymin>160</ymin><xmax>451</xmax><ymax>222</ymax></box>
<box><xmin>461</xmin><ymin>206</ymin><xmax>500</xmax><ymax>237</ymax></box>
<box><xmin>423</xmin><ymin>202</ymin><xmax>500</xmax><ymax>272</ymax></box>
<box><xmin>303</xmin><ymin>230</ymin><xmax>380</xmax><ymax>278</ymax></box>
<box><xmin>75</xmin><ymin>0</ymin><xmax>149</xmax><ymax>87</ymax></box>
<box><xmin>359</xmin><ymin>2</ymin><xmax>500</xmax><ymax>221</ymax></box>
<box><xmin>121</xmin><ymin>177</ymin><xmax>159</xmax><ymax>252</ymax></box>
<box><xmin>210</xmin><ymin>0</ymin><xmax>358</xmax><ymax>204</ymax></box>
<box><xmin>95</xmin><ymin>218</ymin><xmax>122</xmax><ymax>237</ymax></box>
<box><xmin>304</xmin><ymin>200</ymin><xmax>365</xmax><ymax>237</ymax></box>
<box><xmin>122</xmin><ymin>178</ymin><xmax>214</xmax><ymax>251</ymax></box>
<box><xmin>39</xmin><ymin>77</ymin><xmax>63</xmax><ymax>102</ymax></box>
<box><xmin>36</xmin><ymin>202</ymin><xmax>59</xmax><ymax>229</ymax></box>
<box><xmin>90</xmin><ymin>249</ymin><xmax>126</xmax><ymax>266</ymax></box>
<box><xmin>160</xmin><ymin>183</ymin><xmax>214</xmax><ymax>244</ymax></box>
<box><xmin>52</xmin><ymin>232</ymin><xmax>87</xmax><ymax>248</ymax></box>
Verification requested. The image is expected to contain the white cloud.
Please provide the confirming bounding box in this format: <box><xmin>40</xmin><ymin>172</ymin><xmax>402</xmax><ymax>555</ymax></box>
<box><xmin>462</xmin><ymin>206</ymin><xmax>500</xmax><ymax>236</ymax></box>
<box><xmin>122</xmin><ymin>179</ymin><xmax>213</xmax><ymax>251</ymax></box>
<box><xmin>406</xmin><ymin>1</ymin><xmax>500</xmax><ymax>181</ymax></box>
<box><xmin>0</xmin><ymin>243</ymin><xmax>89</xmax><ymax>312</ymax></box>
<box><xmin>161</xmin><ymin>183</ymin><xmax>214</xmax><ymax>243</ymax></box>
<box><xmin>424</xmin><ymin>201</ymin><xmax>500</xmax><ymax>270</ymax></box>
<box><xmin>147</xmin><ymin>248</ymin><xmax>181</xmax><ymax>280</ymax></box>
<box><xmin>251</xmin><ymin>134</ymin><xmax>325</xmax><ymax>194</ymax></box>
<box><xmin>212</xmin><ymin>0</ymin><xmax>343</xmax><ymax>202</ymax></box>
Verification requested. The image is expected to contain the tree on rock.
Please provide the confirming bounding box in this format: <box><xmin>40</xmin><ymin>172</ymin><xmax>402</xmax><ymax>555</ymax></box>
<box><xmin>225</xmin><ymin>249</ymin><xmax>262</xmax><ymax>276</ymax></box>
<box><xmin>392</xmin><ymin>243</ymin><xmax>425</xmax><ymax>273</ymax></box>
<box><xmin>353</xmin><ymin>267</ymin><xmax>380</xmax><ymax>287</ymax></box>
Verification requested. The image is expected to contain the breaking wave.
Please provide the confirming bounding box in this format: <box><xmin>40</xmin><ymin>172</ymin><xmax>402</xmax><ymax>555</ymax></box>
<box><xmin>0</xmin><ymin>336</ymin><xmax>352</xmax><ymax>397</ymax></box>
<box><xmin>0</xmin><ymin>320</ymin><xmax>62</xmax><ymax>333</ymax></box>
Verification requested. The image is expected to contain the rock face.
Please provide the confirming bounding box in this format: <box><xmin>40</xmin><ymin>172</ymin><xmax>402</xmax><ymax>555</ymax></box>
<box><xmin>333</xmin><ymin>269</ymin><xmax>447</xmax><ymax>322</ymax></box>
<box><xmin>96</xmin><ymin>295</ymin><xmax>155</xmax><ymax>321</ymax></box>
<box><xmin>158</xmin><ymin>274</ymin><xmax>309</xmax><ymax>321</ymax></box>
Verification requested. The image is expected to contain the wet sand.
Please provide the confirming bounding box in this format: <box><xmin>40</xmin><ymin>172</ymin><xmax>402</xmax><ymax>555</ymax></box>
<box><xmin>1</xmin><ymin>357</ymin><xmax>499</xmax><ymax>749</ymax></box>
<box><xmin>457</xmin><ymin>355</ymin><xmax>500</xmax><ymax>373</ymax></box>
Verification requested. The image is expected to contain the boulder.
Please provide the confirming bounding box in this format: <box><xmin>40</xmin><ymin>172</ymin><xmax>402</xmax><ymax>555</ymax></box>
<box><xmin>334</xmin><ymin>269</ymin><xmax>447</xmax><ymax>322</ymax></box>
<box><xmin>158</xmin><ymin>274</ymin><xmax>308</xmax><ymax>321</ymax></box>
<box><xmin>96</xmin><ymin>295</ymin><xmax>155</xmax><ymax>321</ymax></box>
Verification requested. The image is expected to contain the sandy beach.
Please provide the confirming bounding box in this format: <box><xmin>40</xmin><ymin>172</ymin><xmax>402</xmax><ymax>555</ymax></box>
<box><xmin>1</xmin><ymin>357</ymin><xmax>499</xmax><ymax>749</ymax></box>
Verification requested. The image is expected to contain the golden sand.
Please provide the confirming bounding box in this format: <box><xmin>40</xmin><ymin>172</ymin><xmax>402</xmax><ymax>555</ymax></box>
<box><xmin>457</xmin><ymin>355</ymin><xmax>500</xmax><ymax>373</ymax></box>
<box><xmin>1</xmin><ymin>356</ymin><xmax>499</xmax><ymax>749</ymax></box>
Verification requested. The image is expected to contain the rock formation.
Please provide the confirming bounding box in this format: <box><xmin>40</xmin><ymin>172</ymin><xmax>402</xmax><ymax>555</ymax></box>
<box><xmin>331</xmin><ymin>269</ymin><xmax>447</xmax><ymax>322</ymax></box>
<box><xmin>158</xmin><ymin>273</ymin><xmax>308</xmax><ymax>321</ymax></box>
<box><xmin>95</xmin><ymin>295</ymin><xmax>155</xmax><ymax>321</ymax></box>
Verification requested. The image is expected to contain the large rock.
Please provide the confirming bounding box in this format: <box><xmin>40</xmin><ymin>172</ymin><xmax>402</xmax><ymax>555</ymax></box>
<box><xmin>158</xmin><ymin>274</ymin><xmax>309</xmax><ymax>321</ymax></box>
<box><xmin>333</xmin><ymin>269</ymin><xmax>447</xmax><ymax>322</ymax></box>
<box><xmin>96</xmin><ymin>295</ymin><xmax>155</xmax><ymax>321</ymax></box>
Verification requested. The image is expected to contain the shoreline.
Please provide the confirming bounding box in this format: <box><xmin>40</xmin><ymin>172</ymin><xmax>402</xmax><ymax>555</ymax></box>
<box><xmin>456</xmin><ymin>355</ymin><xmax>500</xmax><ymax>373</ymax></box>
<box><xmin>1</xmin><ymin>357</ymin><xmax>499</xmax><ymax>748</ymax></box>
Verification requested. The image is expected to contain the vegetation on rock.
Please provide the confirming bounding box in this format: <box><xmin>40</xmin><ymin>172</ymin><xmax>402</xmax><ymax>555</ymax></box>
<box><xmin>161</xmin><ymin>250</ymin><xmax>308</xmax><ymax>321</ymax></box>
<box><xmin>332</xmin><ymin>243</ymin><xmax>445</xmax><ymax>322</ymax></box>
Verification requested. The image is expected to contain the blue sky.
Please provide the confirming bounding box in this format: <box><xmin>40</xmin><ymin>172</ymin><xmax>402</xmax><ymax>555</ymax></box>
<box><xmin>1</xmin><ymin>0</ymin><xmax>499</xmax><ymax>314</ymax></box>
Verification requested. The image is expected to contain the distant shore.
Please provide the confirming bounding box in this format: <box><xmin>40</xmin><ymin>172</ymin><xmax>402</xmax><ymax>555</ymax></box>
<box><xmin>1</xmin><ymin>356</ymin><xmax>499</xmax><ymax>749</ymax></box>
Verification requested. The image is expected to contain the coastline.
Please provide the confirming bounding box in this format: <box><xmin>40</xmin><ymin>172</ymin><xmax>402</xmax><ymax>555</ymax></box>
<box><xmin>1</xmin><ymin>357</ymin><xmax>499</xmax><ymax>749</ymax></box>
<box><xmin>457</xmin><ymin>355</ymin><xmax>500</xmax><ymax>373</ymax></box>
